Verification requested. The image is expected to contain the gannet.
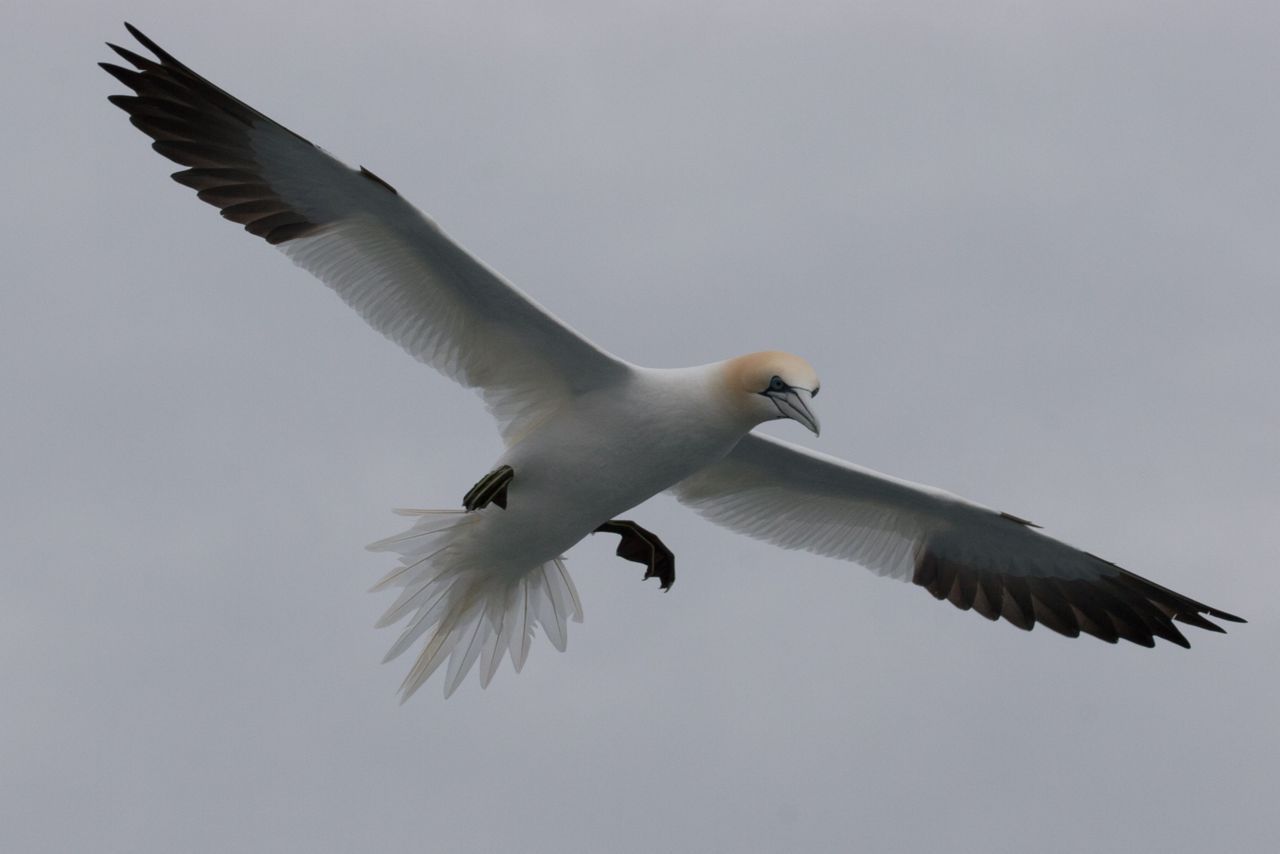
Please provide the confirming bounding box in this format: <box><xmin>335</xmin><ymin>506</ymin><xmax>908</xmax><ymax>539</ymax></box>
<box><xmin>102</xmin><ymin>24</ymin><xmax>1244</xmax><ymax>700</ymax></box>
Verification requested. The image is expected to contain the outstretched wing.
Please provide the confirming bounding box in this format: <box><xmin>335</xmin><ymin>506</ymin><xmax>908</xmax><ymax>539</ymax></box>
<box><xmin>101</xmin><ymin>24</ymin><xmax>629</xmax><ymax>442</ymax></box>
<box><xmin>673</xmin><ymin>433</ymin><xmax>1244</xmax><ymax>647</ymax></box>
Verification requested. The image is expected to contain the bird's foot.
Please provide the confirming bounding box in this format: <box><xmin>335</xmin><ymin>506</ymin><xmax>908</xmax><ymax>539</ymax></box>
<box><xmin>593</xmin><ymin>520</ymin><xmax>675</xmax><ymax>591</ymax></box>
<box><xmin>462</xmin><ymin>465</ymin><xmax>513</xmax><ymax>511</ymax></box>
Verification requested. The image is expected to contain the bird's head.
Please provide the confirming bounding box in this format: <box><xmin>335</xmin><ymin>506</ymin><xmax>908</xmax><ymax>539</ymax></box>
<box><xmin>723</xmin><ymin>351</ymin><xmax>821</xmax><ymax>436</ymax></box>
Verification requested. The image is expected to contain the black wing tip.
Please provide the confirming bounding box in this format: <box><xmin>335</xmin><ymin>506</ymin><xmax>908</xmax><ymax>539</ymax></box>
<box><xmin>103</xmin><ymin>26</ymin><xmax>326</xmax><ymax>249</ymax></box>
<box><xmin>99</xmin><ymin>61</ymin><xmax>137</xmax><ymax>87</ymax></box>
<box><xmin>913</xmin><ymin>547</ymin><xmax>1242</xmax><ymax>650</ymax></box>
<box><xmin>122</xmin><ymin>23</ymin><xmax>169</xmax><ymax>63</ymax></box>
<box><xmin>116</xmin><ymin>24</ymin><xmax>200</xmax><ymax>83</ymax></box>
<box><xmin>105</xmin><ymin>41</ymin><xmax>151</xmax><ymax>70</ymax></box>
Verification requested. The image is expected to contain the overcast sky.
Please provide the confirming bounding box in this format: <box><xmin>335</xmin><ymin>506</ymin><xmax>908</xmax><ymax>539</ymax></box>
<box><xmin>3</xmin><ymin>2</ymin><xmax>1278</xmax><ymax>852</ymax></box>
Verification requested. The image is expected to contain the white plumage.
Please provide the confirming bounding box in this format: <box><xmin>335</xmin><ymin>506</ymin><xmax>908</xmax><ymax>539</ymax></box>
<box><xmin>103</xmin><ymin>24</ymin><xmax>1243</xmax><ymax>700</ymax></box>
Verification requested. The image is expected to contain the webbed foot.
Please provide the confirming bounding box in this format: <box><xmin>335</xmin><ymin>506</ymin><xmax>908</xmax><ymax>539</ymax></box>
<box><xmin>462</xmin><ymin>465</ymin><xmax>513</xmax><ymax>511</ymax></box>
<box><xmin>594</xmin><ymin>520</ymin><xmax>676</xmax><ymax>591</ymax></box>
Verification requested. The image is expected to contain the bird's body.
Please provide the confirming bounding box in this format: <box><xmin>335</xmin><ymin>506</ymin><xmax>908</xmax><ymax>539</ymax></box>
<box><xmin>449</xmin><ymin>364</ymin><xmax>747</xmax><ymax>575</ymax></box>
<box><xmin>504</xmin><ymin>366</ymin><xmax>744</xmax><ymax>537</ymax></box>
<box><xmin>365</xmin><ymin>357</ymin><xmax>811</xmax><ymax>694</ymax></box>
<box><xmin>102</xmin><ymin>24</ymin><xmax>1243</xmax><ymax>700</ymax></box>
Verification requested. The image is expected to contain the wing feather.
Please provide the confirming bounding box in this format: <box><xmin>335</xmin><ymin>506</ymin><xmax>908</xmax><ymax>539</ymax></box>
<box><xmin>103</xmin><ymin>24</ymin><xmax>628</xmax><ymax>440</ymax></box>
<box><xmin>673</xmin><ymin>433</ymin><xmax>1243</xmax><ymax>646</ymax></box>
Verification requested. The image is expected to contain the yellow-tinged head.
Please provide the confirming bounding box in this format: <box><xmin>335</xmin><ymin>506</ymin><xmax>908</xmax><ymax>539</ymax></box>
<box><xmin>722</xmin><ymin>351</ymin><xmax>821</xmax><ymax>435</ymax></box>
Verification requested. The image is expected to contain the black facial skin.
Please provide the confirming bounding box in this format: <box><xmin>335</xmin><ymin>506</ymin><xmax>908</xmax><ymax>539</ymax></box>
<box><xmin>762</xmin><ymin>375</ymin><xmax>819</xmax><ymax>396</ymax></box>
<box><xmin>757</xmin><ymin>374</ymin><xmax>820</xmax><ymax>432</ymax></box>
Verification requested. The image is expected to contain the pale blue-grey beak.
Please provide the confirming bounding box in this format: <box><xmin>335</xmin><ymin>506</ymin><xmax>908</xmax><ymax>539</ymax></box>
<box><xmin>766</xmin><ymin>387</ymin><xmax>820</xmax><ymax>436</ymax></box>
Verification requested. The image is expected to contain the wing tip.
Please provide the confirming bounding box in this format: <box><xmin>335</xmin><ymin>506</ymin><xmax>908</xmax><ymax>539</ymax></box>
<box><xmin>105</xmin><ymin>41</ymin><xmax>152</xmax><ymax>70</ymax></box>
<box><xmin>99</xmin><ymin>61</ymin><xmax>138</xmax><ymax>89</ymax></box>
<box><xmin>104</xmin><ymin>23</ymin><xmax>334</xmax><ymax>250</ymax></box>
<box><xmin>122</xmin><ymin>22</ymin><xmax>177</xmax><ymax>67</ymax></box>
<box><xmin>913</xmin><ymin>545</ymin><xmax>1241</xmax><ymax>650</ymax></box>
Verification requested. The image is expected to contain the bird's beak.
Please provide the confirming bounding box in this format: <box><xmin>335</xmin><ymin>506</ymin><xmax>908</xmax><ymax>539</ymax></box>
<box><xmin>767</xmin><ymin>387</ymin><xmax>821</xmax><ymax>436</ymax></box>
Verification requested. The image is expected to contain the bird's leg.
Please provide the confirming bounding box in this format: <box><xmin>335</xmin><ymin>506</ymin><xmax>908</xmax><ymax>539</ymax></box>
<box><xmin>593</xmin><ymin>520</ymin><xmax>676</xmax><ymax>591</ymax></box>
<box><xmin>462</xmin><ymin>465</ymin><xmax>514</xmax><ymax>511</ymax></box>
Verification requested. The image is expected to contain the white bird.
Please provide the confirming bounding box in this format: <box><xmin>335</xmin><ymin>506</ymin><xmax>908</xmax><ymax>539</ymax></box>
<box><xmin>103</xmin><ymin>25</ymin><xmax>1243</xmax><ymax>700</ymax></box>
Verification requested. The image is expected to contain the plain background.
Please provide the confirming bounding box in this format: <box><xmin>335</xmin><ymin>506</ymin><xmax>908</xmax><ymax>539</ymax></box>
<box><xmin>3</xmin><ymin>2</ymin><xmax>1277</xmax><ymax>852</ymax></box>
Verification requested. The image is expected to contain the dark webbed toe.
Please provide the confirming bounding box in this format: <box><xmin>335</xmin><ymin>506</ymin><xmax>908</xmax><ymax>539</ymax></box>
<box><xmin>594</xmin><ymin>520</ymin><xmax>676</xmax><ymax>590</ymax></box>
<box><xmin>463</xmin><ymin>465</ymin><xmax>513</xmax><ymax>511</ymax></box>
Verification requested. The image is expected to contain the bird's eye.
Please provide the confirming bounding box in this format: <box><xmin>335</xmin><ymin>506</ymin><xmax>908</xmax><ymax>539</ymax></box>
<box><xmin>768</xmin><ymin>376</ymin><xmax>787</xmax><ymax>392</ymax></box>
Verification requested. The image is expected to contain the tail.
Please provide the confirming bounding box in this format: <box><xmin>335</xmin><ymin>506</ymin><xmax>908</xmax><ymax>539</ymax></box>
<box><xmin>367</xmin><ymin>509</ymin><xmax>583</xmax><ymax>701</ymax></box>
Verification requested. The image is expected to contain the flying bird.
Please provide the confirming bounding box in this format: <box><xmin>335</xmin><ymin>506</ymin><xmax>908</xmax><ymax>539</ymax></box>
<box><xmin>102</xmin><ymin>24</ymin><xmax>1243</xmax><ymax>700</ymax></box>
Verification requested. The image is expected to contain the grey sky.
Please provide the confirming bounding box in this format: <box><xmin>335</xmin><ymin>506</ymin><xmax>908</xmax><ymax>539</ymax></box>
<box><xmin>4</xmin><ymin>2</ymin><xmax>1278</xmax><ymax>852</ymax></box>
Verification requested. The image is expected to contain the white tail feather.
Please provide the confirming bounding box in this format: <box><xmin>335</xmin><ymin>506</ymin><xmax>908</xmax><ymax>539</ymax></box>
<box><xmin>369</xmin><ymin>511</ymin><xmax>583</xmax><ymax>700</ymax></box>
